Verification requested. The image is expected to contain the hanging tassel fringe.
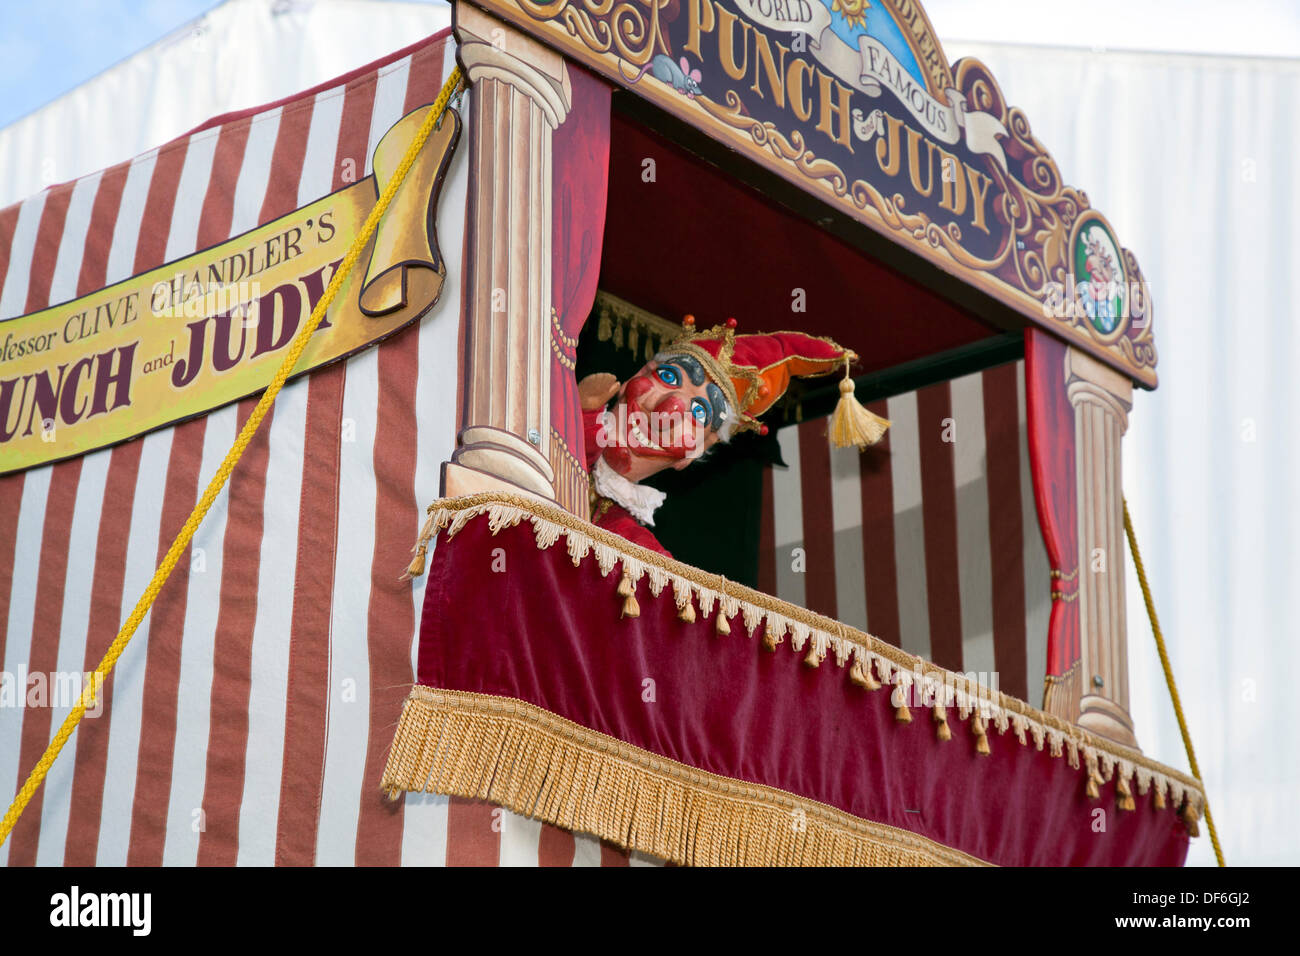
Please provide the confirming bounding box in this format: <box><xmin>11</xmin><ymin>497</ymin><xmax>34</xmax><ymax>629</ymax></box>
<box><xmin>849</xmin><ymin>656</ymin><xmax>881</xmax><ymax>691</ymax></box>
<box><xmin>1085</xmin><ymin>767</ymin><xmax>1105</xmax><ymax>800</ymax></box>
<box><xmin>971</xmin><ymin>714</ymin><xmax>991</xmax><ymax>755</ymax></box>
<box><xmin>933</xmin><ymin>705</ymin><xmax>952</xmax><ymax>741</ymax></box>
<box><xmin>400</xmin><ymin>510</ymin><xmax>440</xmax><ymax>581</ymax></box>
<box><xmin>403</xmin><ymin>543</ymin><xmax>428</xmax><ymax>580</ymax></box>
<box><xmin>829</xmin><ymin>359</ymin><xmax>890</xmax><ymax>450</ymax></box>
<box><xmin>618</xmin><ymin>571</ymin><xmax>640</xmax><ymax>619</ymax></box>
<box><xmin>1116</xmin><ymin>774</ymin><xmax>1136</xmax><ymax>812</ymax></box>
<box><xmin>891</xmin><ymin>685</ymin><xmax>912</xmax><ymax>723</ymax></box>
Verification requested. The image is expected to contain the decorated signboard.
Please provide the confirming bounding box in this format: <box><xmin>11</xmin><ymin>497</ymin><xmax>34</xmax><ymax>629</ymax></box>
<box><xmin>0</xmin><ymin>106</ymin><xmax>460</xmax><ymax>474</ymax></box>
<box><xmin>463</xmin><ymin>0</ymin><xmax>1157</xmax><ymax>387</ymax></box>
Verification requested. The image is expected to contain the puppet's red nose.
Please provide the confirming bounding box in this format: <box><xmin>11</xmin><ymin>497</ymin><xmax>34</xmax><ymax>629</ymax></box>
<box><xmin>654</xmin><ymin>393</ymin><xmax>688</xmax><ymax>419</ymax></box>
<box><xmin>624</xmin><ymin>373</ymin><xmax>655</xmax><ymax>404</ymax></box>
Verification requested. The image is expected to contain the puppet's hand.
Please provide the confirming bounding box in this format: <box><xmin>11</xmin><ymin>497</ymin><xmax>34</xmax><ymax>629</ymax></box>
<box><xmin>578</xmin><ymin>373</ymin><xmax>620</xmax><ymax>411</ymax></box>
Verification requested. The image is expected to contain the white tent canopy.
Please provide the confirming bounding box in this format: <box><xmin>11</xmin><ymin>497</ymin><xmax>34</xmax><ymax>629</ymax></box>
<box><xmin>0</xmin><ymin>0</ymin><xmax>451</xmax><ymax>210</ymax></box>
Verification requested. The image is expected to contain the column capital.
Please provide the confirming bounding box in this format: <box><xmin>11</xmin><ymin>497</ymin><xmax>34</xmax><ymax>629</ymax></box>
<box><xmin>1065</xmin><ymin>346</ymin><xmax>1133</xmax><ymax>431</ymax></box>
<box><xmin>456</xmin><ymin>4</ymin><xmax>572</xmax><ymax>127</ymax></box>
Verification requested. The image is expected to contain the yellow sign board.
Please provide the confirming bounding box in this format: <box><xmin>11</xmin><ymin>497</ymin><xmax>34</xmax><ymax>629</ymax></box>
<box><xmin>0</xmin><ymin>105</ymin><xmax>461</xmax><ymax>474</ymax></box>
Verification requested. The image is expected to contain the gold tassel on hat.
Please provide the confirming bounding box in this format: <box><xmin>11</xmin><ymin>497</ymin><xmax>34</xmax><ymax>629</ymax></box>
<box><xmin>829</xmin><ymin>356</ymin><xmax>890</xmax><ymax>450</ymax></box>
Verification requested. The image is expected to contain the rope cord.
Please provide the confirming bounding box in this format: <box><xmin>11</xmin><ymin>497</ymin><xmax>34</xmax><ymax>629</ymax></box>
<box><xmin>0</xmin><ymin>67</ymin><xmax>464</xmax><ymax>848</ymax></box>
<box><xmin>1123</xmin><ymin>497</ymin><xmax>1225</xmax><ymax>866</ymax></box>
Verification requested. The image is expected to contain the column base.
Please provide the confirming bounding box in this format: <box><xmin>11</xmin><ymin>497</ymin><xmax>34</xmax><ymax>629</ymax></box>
<box><xmin>1077</xmin><ymin>694</ymin><xmax>1140</xmax><ymax>750</ymax></box>
<box><xmin>445</xmin><ymin>426</ymin><xmax>556</xmax><ymax>500</ymax></box>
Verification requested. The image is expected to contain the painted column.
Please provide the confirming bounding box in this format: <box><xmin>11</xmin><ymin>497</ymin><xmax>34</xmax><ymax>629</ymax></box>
<box><xmin>443</xmin><ymin>4</ymin><xmax>572</xmax><ymax>500</ymax></box>
<box><xmin>1066</xmin><ymin>346</ymin><xmax>1139</xmax><ymax>748</ymax></box>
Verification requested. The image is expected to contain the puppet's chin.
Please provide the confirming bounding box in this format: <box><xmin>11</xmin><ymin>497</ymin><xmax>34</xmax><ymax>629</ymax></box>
<box><xmin>600</xmin><ymin>445</ymin><xmax>677</xmax><ymax>484</ymax></box>
<box><xmin>601</xmin><ymin>446</ymin><xmax>634</xmax><ymax>477</ymax></box>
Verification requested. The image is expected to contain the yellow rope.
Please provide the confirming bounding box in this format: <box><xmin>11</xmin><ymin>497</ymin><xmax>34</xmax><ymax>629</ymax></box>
<box><xmin>1122</xmin><ymin>497</ymin><xmax>1225</xmax><ymax>866</ymax></box>
<box><xmin>0</xmin><ymin>67</ymin><xmax>464</xmax><ymax>848</ymax></box>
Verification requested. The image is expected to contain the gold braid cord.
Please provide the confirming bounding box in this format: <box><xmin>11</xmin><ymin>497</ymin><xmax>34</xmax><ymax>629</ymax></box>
<box><xmin>1124</xmin><ymin>498</ymin><xmax>1225</xmax><ymax>866</ymax></box>
<box><xmin>386</xmin><ymin>490</ymin><xmax>1207</xmax><ymax>865</ymax></box>
<box><xmin>0</xmin><ymin>68</ymin><xmax>466</xmax><ymax>849</ymax></box>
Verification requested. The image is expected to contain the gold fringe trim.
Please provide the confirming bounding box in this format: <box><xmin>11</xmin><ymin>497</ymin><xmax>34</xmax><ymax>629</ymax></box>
<box><xmin>594</xmin><ymin>290</ymin><xmax>685</xmax><ymax>364</ymax></box>
<box><xmin>548</xmin><ymin>427</ymin><xmax>590</xmax><ymax>520</ymax></box>
<box><xmin>1042</xmin><ymin>660</ymin><xmax>1081</xmax><ymax>721</ymax></box>
<box><xmin>402</xmin><ymin>491</ymin><xmax>1206</xmax><ymax>826</ymax></box>
<box><xmin>382</xmin><ymin>687</ymin><xmax>991</xmax><ymax>867</ymax></box>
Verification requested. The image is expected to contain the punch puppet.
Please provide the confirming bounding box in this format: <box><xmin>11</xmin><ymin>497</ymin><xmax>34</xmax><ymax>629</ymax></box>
<box><xmin>578</xmin><ymin>315</ymin><xmax>890</xmax><ymax>557</ymax></box>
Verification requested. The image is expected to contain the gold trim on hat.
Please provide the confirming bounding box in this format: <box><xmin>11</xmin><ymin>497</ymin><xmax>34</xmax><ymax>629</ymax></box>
<box><xmin>661</xmin><ymin>325</ymin><xmax>764</xmax><ymax>432</ymax></box>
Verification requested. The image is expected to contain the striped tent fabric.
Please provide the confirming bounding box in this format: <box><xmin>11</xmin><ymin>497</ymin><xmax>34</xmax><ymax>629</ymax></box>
<box><xmin>759</xmin><ymin>365</ymin><xmax>1052</xmax><ymax>705</ymax></box>
<box><xmin>0</xmin><ymin>29</ymin><xmax>645</xmax><ymax>867</ymax></box>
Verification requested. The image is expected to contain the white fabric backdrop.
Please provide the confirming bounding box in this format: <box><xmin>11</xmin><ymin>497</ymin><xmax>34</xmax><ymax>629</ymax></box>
<box><xmin>942</xmin><ymin>39</ymin><xmax>1300</xmax><ymax>867</ymax></box>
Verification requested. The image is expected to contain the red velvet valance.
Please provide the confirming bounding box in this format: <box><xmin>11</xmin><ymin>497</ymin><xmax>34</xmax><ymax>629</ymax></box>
<box><xmin>385</xmin><ymin>495</ymin><xmax>1198</xmax><ymax>867</ymax></box>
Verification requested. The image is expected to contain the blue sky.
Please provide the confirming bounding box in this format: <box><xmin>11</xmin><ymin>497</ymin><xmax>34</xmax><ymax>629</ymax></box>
<box><xmin>0</xmin><ymin>0</ymin><xmax>451</xmax><ymax>131</ymax></box>
<box><xmin>0</xmin><ymin>0</ymin><xmax>224</xmax><ymax>129</ymax></box>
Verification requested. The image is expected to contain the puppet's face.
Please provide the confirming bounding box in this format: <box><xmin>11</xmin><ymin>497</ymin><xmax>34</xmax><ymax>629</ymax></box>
<box><xmin>597</xmin><ymin>355</ymin><xmax>729</xmax><ymax>482</ymax></box>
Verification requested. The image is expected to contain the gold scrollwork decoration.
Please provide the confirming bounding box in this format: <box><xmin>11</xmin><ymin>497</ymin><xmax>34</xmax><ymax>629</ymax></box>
<box><xmin>498</xmin><ymin>0</ymin><xmax>1156</xmax><ymax>380</ymax></box>
<box><xmin>520</xmin><ymin>0</ymin><xmax>668</xmax><ymax>66</ymax></box>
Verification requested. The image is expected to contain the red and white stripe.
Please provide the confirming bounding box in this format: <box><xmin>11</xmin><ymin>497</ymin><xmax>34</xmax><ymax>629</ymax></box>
<box><xmin>762</xmin><ymin>368</ymin><xmax>1052</xmax><ymax>704</ymax></box>
<box><xmin>0</xmin><ymin>30</ymin><xmax>649</xmax><ymax>867</ymax></box>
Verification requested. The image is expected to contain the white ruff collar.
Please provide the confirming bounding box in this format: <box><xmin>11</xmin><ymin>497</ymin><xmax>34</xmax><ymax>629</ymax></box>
<box><xmin>592</xmin><ymin>453</ymin><xmax>666</xmax><ymax>526</ymax></box>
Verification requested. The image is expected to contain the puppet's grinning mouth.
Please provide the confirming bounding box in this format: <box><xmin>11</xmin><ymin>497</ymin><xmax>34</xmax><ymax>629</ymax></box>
<box><xmin>628</xmin><ymin>418</ymin><xmax>663</xmax><ymax>451</ymax></box>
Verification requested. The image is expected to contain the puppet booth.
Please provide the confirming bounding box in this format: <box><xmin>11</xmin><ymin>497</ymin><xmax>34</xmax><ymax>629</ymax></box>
<box><xmin>0</xmin><ymin>0</ymin><xmax>1206</xmax><ymax>866</ymax></box>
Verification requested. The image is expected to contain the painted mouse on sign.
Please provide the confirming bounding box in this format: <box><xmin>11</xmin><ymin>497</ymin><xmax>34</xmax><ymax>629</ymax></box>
<box><xmin>631</xmin><ymin>54</ymin><xmax>703</xmax><ymax>98</ymax></box>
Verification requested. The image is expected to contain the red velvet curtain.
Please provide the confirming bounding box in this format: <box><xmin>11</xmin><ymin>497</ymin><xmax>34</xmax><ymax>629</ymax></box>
<box><xmin>1024</xmin><ymin>329</ymin><xmax>1081</xmax><ymax>693</ymax></box>
<box><xmin>413</xmin><ymin>514</ymin><xmax>1191</xmax><ymax>866</ymax></box>
<box><xmin>549</xmin><ymin>65</ymin><xmax>611</xmax><ymax>511</ymax></box>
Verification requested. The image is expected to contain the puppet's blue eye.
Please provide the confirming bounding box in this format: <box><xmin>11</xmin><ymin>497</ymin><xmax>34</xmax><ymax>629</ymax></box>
<box><xmin>691</xmin><ymin>399</ymin><xmax>709</xmax><ymax>426</ymax></box>
<box><xmin>657</xmin><ymin>366</ymin><xmax>680</xmax><ymax>387</ymax></box>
